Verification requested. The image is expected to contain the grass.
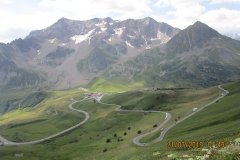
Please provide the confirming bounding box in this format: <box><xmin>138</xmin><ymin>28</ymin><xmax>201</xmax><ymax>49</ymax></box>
<box><xmin>0</xmin><ymin>88</ymin><xmax>32</xmax><ymax>114</ymax></box>
<box><xmin>163</xmin><ymin>82</ymin><xmax>240</xmax><ymax>142</ymax></box>
<box><xmin>103</xmin><ymin>86</ymin><xmax>221</xmax><ymax>144</ymax></box>
<box><xmin>87</xmin><ymin>77</ymin><xmax>145</xmax><ymax>92</ymax></box>
<box><xmin>0</xmin><ymin>111</ymin><xmax>84</xmax><ymax>141</ymax></box>
<box><xmin>0</xmin><ymin>88</ymin><xmax>86</xmax><ymax>141</ymax></box>
<box><xmin>0</xmin><ymin>81</ymin><xmax>239</xmax><ymax>160</ymax></box>
<box><xmin>0</xmin><ymin>99</ymin><xmax>165</xmax><ymax>160</ymax></box>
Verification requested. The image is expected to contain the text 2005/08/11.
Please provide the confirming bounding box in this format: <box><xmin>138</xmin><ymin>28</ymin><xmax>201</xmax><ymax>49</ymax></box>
<box><xmin>167</xmin><ymin>141</ymin><xmax>225</xmax><ymax>149</ymax></box>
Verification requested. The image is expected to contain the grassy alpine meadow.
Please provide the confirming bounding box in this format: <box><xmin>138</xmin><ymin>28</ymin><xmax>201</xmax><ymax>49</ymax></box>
<box><xmin>87</xmin><ymin>77</ymin><xmax>145</xmax><ymax>92</ymax></box>
<box><xmin>150</xmin><ymin>81</ymin><xmax>240</xmax><ymax>159</ymax></box>
<box><xmin>0</xmin><ymin>96</ymin><xmax>166</xmax><ymax>160</ymax></box>
<box><xmin>163</xmin><ymin>82</ymin><xmax>240</xmax><ymax>142</ymax></box>
<box><xmin>102</xmin><ymin>86</ymin><xmax>221</xmax><ymax>143</ymax></box>
<box><xmin>0</xmin><ymin>82</ymin><xmax>239</xmax><ymax>160</ymax></box>
<box><xmin>0</xmin><ymin>88</ymin><xmax>86</xmax><ymax>141</ymax></box>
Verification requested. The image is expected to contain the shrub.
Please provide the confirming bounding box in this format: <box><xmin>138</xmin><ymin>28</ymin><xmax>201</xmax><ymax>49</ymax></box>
<box><xmin>106</xmin><ymin>139</ymin><xmax>111</xmax><ymax>143</ymax></box>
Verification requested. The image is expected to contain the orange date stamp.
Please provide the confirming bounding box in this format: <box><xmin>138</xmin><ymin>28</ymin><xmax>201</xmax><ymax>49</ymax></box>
<box><xmin>167</xmin><ymin>141</ymin><xmax>225</xmax><ymax>149</ymax></box>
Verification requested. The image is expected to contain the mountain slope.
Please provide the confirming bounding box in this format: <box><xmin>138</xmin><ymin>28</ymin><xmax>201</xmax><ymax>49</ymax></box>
<box><xmin>0</xmin><ymin>17</ymin><xmax>180</xmax><ymax>89</ymax></box>
<box><xmin>0</xmin><ymin>44</ymin><xmax>44</xmax><ymax>89</ymax></box>
<box><xmin>104</xmin><ymin>21</ymin><xmax>240</xmax><ymax>88</ymax></box>
<box><xmin>0</xmin><ymin>18</ymin><xmax>239</xmax><ymax>89</ymax></box>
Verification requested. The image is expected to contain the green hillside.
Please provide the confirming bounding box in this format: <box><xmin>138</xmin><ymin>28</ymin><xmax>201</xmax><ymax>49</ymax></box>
<box><xmin>164</xmin><ymin>81</ymin><xmax>240</xmax><ymax>141</ymax></box>
<box><xmin>0</xmin><ymin>81</ymin><xmax>239</xmax><ymax>160</ymax></box>
<box><xmin>87</xmin><ymin>77</ymin><xmax>145</xmax><ymax>92</ymax></box>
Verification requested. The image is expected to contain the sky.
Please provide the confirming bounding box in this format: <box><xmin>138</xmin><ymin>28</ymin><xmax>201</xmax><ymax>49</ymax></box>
<box><xmin>0</xmin><ymin>0</ymin><xmax>240</xmax><ymax>43</ymax></box>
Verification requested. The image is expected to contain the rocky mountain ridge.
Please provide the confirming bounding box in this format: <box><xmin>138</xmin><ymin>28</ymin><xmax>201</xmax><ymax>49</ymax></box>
<box><xmin>0</xmin><ymin>17</ymin><xmax>239</xmax><ymax>89</ymax></box>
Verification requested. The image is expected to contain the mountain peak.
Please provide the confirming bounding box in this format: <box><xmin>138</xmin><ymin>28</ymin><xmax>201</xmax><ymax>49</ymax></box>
<box><xmin>191</xmin><ymin>21</ymin><xmax>217</xmax><ymax>33</ymax></box>
<box><xmin>167</xmin><ymin>21</ymin><xmax>220</xmax><ymax>53</ymax></box>
<box><xmin>142</xmin><ymin>17</ymin><xmax>157</xmax><ymax>23</ymax></box>
<box><xmin>189</xmin><ymin>21</ymin><xmax>217</xmax><ymax>33</ymax></box>
<box><xmin>89</xmin><ymin>17</ymin><xmax>114</xmax><ymax>24</ymax></box>
<box><xmin>104</xmin><ymin>17</ymin><xmax>113</xmax><ymax>22</ymax></box>
<box><xmin>57</xmin><ymin>17</ymin><xmax>73</xmax><ymax>23</ymax></box>
<box><xmin>193</xmin><ymin>21</ymin><xmax>206</xmax><ymax>26</ymax></box>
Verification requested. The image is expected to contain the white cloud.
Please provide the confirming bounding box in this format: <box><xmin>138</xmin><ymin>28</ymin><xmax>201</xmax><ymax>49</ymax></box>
<box><xmin>210</xmin><ymin>0</ymin><xmax>240</xmax><ymax>4</ymax></box>
<box><xmin>200</xmin><ymin>8</ymin><xmax>240</xmax><ymax>33</ymax></box>
<box><xmin>0</xmin><ymin>0</ymin><xmax>151</xmax><ymax>42</ymax></box>
<box><xmin>154</xmin><ymin>0</ymin><xmax>240</xmax><ymax>34</ymax></box>
<box><xmin>0</xmin><ymin>0</ymin><xmax>240</xmax><ymax>42</ymax></box>
<box><xmin>38</xmin><ymin>0</ymin><xmax>151</xmax><ymax>20</ymax></box>
<box><xmin>0</xmin><ymin>0</ymin><xmax>13</xmax><ymax>4</ymax></box>
<box><xmin>154</xmin><ymin>0</ymin><xmax>205</xmax><ymax>29</ymax></box>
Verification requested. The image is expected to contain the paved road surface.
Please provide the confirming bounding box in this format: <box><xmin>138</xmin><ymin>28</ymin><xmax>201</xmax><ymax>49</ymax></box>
<box><xmin>132</xmin><ymin>112</ymin><xmax>172</xmax><ymax>146</ymax></box>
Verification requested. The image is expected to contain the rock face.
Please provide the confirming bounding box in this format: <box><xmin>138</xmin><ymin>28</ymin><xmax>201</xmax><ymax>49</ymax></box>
<box><xmin>0</xmin><ymin>17</ymin><xmax>179</xmax><ymax>89</ymax></box>
<box><xmin>0</xmin><ymin>44</ymin><xmax>44</xmax><ymax>89</ymax></box>
<box><xmin>0</xmin><ymin>17</ymin><xmax>240</xmax><ymax>89</ymax></box>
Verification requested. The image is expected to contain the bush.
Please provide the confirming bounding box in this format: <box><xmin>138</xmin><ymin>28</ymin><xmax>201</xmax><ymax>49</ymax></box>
<box><xmin>114</xmin><ymin>133</ymin><xmax>117</xmax><ymax>137</ymax></box>
<box><xmin>103</xmin><ymin>149</ymin><xmax>107</xmax><ymax>152</ymax></box>
<box><xmin>127</xmin><ymin>127</ymin><xmax>131</xmax><ymax>130</ymax></box>
<box><xmin>123</xmin><ymin>132</ymin><xmax>127</xmax><ymax>136</ymax></box>
<box><xmin>153</xmin><ymin>124</ymin><xmax>158</xmax><ymax>128</ymax></box>
<box><xmin>137</xmin><ymin>130</ymin><xmax>142</xmax><ymax>134</ymax></box>
<box><xmin>106</xmin><ymin>139</ymin><xmax>111</xmax><ymax>143</ymax></box>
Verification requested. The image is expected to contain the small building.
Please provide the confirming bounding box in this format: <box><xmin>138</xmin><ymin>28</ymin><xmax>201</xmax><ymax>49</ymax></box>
<box><xmin>193</xmin><ymin>108</ymin><xmax>198</xmax><ymax>112</ymax></box>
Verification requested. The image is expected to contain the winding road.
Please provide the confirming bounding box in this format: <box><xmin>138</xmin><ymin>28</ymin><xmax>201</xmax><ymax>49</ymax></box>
<box><xmin>98</xmin><ymin>99</ymin><xmax>171</xmax><ymax>146</ymax></box>
<box><xmin>0</xmin><ymin>98</ymin><xmax>90</xmax><ymax>146</ymax></box>
<box><xmin>133</xmin><ymin>85</ymin><xmax>229</xmax><ymax>146</ymax></box>
<box><xmin>0</xmin><ymin>85</ymin><xmax>229</xmax><ymax>147</ymax></box>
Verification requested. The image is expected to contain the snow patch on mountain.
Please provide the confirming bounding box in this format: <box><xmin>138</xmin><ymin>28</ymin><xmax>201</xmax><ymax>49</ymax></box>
<box><xmin>149</xmin><ymin>31</ymin><xmax>171</xmax><ymax>43</ymax></box>
<box><xmin>114</xmin><ymin>28</ymin><xmax>125</xmax><ymax>36</ymax></box>
<box><xmin>157</xmin><ymin>31</ymin><xmax>170</xmax><ymax>43</ymax></box>
<box><xmin>71</xmin><ymin>29</ymin><xmax>95</xmax><ymax>44</ymax></box>
<box><xmin>37</xmin><ymin>50</ymin><xmax>41</xmax><ymax>55</ymax></box>
<box><xmin>100</xmin><ymin>27</ymin><xmax>107</xmax><ymax>32</ymax></box>
<box><xmin>143</xmin><ymin>37</ymin><xmax>147</xmax><ymax>45</ymax></box>
<box><xmin>95</xmin><ymin>21</ymin><xmax>107</xmax><ymax>26</ymax></box>
<box><xmin>48</xmin><ymin>38</ymin><xmax>56</xmax><ymax>44</ymax></box>
<box><xmin>150</xmin><ymin>38</ymin><xmax>158</xmax><ymax>41</ymax></box>
<box><xmin>146</xmin><ymin>45</ymin><xmax>151</xmax><ymax>49</ymax></box>
<box><xmin>126</xmin><ymin>41</ymin><xmax>134</xmax><ymax>48</ymax></box>
<box><xmin>127</xmin><ymin>35</ymin><xmax>135</xmax><ymax>38</ymax></box>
